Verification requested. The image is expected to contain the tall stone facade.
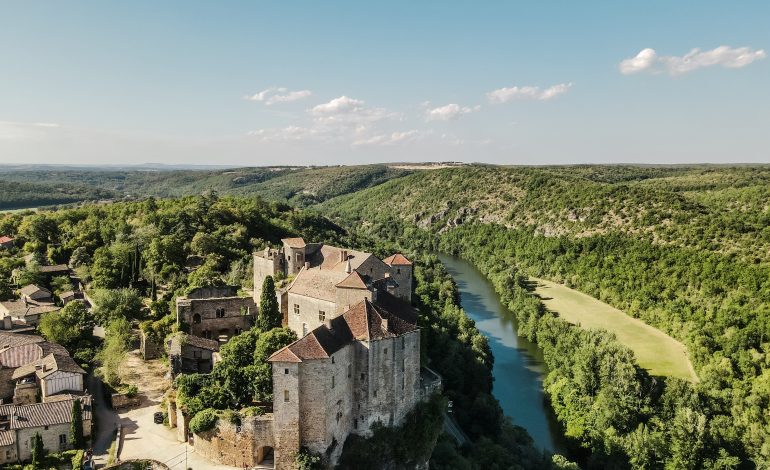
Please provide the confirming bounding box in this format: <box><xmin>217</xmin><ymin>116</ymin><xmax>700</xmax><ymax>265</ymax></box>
<box><xmin>269</xmin><ymin>295</ymin><xmax>422</xmax><ymax>468</ymax></box>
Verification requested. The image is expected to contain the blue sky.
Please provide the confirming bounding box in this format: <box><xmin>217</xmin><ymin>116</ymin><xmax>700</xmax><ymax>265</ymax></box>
<box><xmin>1</xmin><ymin>1</ymin><xmax>768</xmax><ymax>165</ymax></box>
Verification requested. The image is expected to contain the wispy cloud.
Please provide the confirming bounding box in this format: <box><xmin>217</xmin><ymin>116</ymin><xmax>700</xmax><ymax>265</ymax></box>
<box><xmin>352</xmin><ymin>130</ymin><xmax>422</xmax><ymax>146</ymax></box>
<box><xmin>0</xmin><ymin>121</ymin><xmax>61</xmax><ymax>140</ymax></box>
<box><xmin>487</xmin><ymin>83</ymin><xmax>572</xmax><ymax>103</ymax></box>
<box><xmin>245</xmin><ymin>87</ymin><xmax>312</xmax><ymax>105</ymax></box>
<box><xmin>619</xmin><ymin>46</ymin><xmax>766</xmax><ymax>75</ymax></box>
<box><xmin>424</xmin><ymin>103</ymin><xmax>480</xmax><ymax>121</ymax></box>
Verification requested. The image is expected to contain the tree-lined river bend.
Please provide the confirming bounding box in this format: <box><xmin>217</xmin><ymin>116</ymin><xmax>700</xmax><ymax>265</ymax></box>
<box><xmin>439</xmin><ymin>254</ymin><xmax>567</xmax><ymax>454</ymax></box>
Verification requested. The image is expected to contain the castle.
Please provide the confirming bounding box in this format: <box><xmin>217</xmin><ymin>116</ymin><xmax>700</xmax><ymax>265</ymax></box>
<box><xmin>255</xmin><ymin>239</ymin><xmax>423</xmax><ymax>467</ymax></box>
<box><xmin>171</xmin><ymin>238</ymin><xmax>437</xmax><ymax>469</ymax></box>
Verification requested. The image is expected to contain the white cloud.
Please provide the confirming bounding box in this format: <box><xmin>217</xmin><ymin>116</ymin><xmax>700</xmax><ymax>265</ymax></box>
<box><xmin>311</xmin><ymin>96</ymin><xmax>365</xmax><ymax>115</ymax></box>
<box><xmin>245</xmin><ymin>87</ymin><xmax>312</xmax><ymax>105</ymax></box>
<box><xmin>310</xmin><ymin>96</ymin><xmax>398</xmax><ymax>126</ymax></box>
<box><xmin>425</xmin><ymin>103</ymin><xmax>480</xmax><ymax>121</ymax></box>
<box><xmin>0</xmin><ymin>121</ymin><xmax>61</xmax><ymax>140</ymax></box>
<box><xmin>619</xmin><ymin>46</ymin><xmax>767</xmax><ymax>75</ymax></box>
<box><xmin>487</xmin><ymin>83</ymin><xmax>572</xmax><ymax>103</ymax></box>
<box><xmin>353</xmin><ymin>130</ymin><xmax>422</xmax><ymax>146</ymax></box>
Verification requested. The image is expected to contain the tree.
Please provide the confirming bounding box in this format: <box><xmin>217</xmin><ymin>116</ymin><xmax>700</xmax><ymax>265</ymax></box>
<box><xmin>50</xmin><ymin>275</ymin><xmax>72</xmax><ymax>296</ymax></box>
<box><xmin>91</xmin><ymin>288</ymin><xmax>142</xmax><ymax>325</ymax></box>
<box><xmin>38</xmin><ymin>301</ymin><xmax>94</xmax><ymax>347</ymax></box>
<box><xmin>31</xmin><ymin>432</ymin><xmax>44</xmax><ymax>468</ymax></box>
<box><xmin>96</xmin><ymin>318</ymin><xmax>132</xmax><ymax>387</ymax></box>
<box><xmin>257</xmin><ymin>276</ymin><xmax>281</xmax><ymax>330</ymax></box>
<box><xmin>70</xmin><ymin>399</ymin><xmax>85</xmax><ymax>449</ymax></box>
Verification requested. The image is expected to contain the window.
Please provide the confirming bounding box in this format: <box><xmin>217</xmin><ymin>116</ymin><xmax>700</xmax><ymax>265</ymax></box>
<box><xmin>193</xmin><ymin>350</ymin><xmax>201</xmax><ymax>359</ymax></box>
<box><xmin>318</xmin><ymin>310</ymin><xmax>326</xmax><ymax>322</ymax></box>
<box><xmin>331</xmin><ymin>375</ymin><xmax>335</xmax><ymax>389</ymax></box>
<box><xmin>360</xmin><ymin>373</ymin><xmax>365</xmax><ymax>381</ymax></box>
<box><xmin>59</xmin><ymin>434</ymin><xmax>67</xmax><ymax>444</ymax></box>
<box><xmin>397</xmin><ymin>268</ymin><xmax>401</xmax><ymax>274</ymax></box>
<box><xmin>284</xmin><ymin>368</ymin><xmax>289</xmax><ymax>374</ymax></box>
<box><xmin>203</xmin><ymin>330</ymin><xmax>212</xmax><ymax>339</ymax></box>
<box><xmin>294</xmin><ymin>304</ymin><xmax>300</xmax><ymax>316</ymax></box>
<box><xmin>402</xmin><ymin>359</ymin><xmax>405</xmax><ymax>372</ymax></box>
<box><xmin>235</xmin><ymin>328</ymin><xmax>242</xmax><ymax>335</ymax></box>
<box><xmin>401</xmin><ymin>337</ymin><xmax>405</xmax><ymax>350</ymax></box>
<box><xmin>347</xmin><ymin>364</ymin><xmax>351</xmax><ymax>378</ymax></box>
<box><xmin>384</xmin><ymin>348</ymin><xmax>388</xmax><ymax>355</ymax></box>
<box><xmin>373</xmin><ymin>390</ymin><xmax>377</xmax><ymax>398</ymax></box>
<box><xmin>331</xmin><ymin>356</ymin><xmax>335</xmax><ymax>364</ymax></box>
<box><xmin>215</xmin><ymin>308</ymin><xmax>225</xmax><ymax>318</ymax></box>
<box><xmin>284</xmin><ymin>390</ymin><xmax>290</xmax><ymax>402</ymax></box>
<box><xmin>192</xmin><ymin>313</ymin><xmax>201</xmax><ymax>324</ymax></box>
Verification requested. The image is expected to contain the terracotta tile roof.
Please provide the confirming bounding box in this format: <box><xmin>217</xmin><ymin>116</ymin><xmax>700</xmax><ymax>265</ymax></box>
<box><xmin>269</xmin><ymin>296</ymin><xmax>419</xmax><ymax>362</ymax></box>
<box><xmin>336</xmin><ymin>271</ymin><xmax>368</xmax><ymax>289</ymax></box>
<box><xmin>0</xmin><ymin>396</ymin><xmax>92</xmax><ymax>430</ymax></box>
<box><xmin>313</xmin><ymin>245</ymin><xmax>374</xmax><ymax>271</ymax></box>
<box><xmin>383</xmin><ymin>253</ymin><xmax>412</xmax><ymax>266</ymax></box>
<box><xmin>282</xmin><ymin>237</ymin><xmax>306</xmax><ymax>248</ymax></box>
<box><xmin>0</xmin><ymin>236</ymin><xmax>13</xmax><ymax>244</ymax></box>
<box><xmin>0</xmin><ymin>430</ymin><xmax>14</xmax><ymax>446</ymax></box>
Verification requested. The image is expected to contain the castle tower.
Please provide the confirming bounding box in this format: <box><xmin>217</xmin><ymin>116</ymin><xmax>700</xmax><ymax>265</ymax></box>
<box><xmin>382</xmin><ymin>254</ymin><xmax>413</xmax><ymax>302</ymax></box>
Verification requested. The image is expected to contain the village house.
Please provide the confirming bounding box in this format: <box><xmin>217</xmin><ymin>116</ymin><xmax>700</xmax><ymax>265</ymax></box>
<box><xmin>168</xmin><ymin>332</ymin><xmax>220</xmax><ymax>376</ymax></box>
<box><xmin>0</xmin><ymin>237</ymin><xmax>14</xmax><ymax>250</ymax></box>
<box><xmin>0</xmin><ymin>301</ymin><xmax>59</xmax><ymax>330</ymax></box>
<box><xmin>175</xmin><ymin>286</ymin><xmax>257</xmax><ymax>343</ymax></box>
<box><xmin>0</xmin><ymin>397</ymin><xmax>92</xmax><ymax>464</ymax></box>
<box><xmin>19</xmin><ymin>285</ymin><xmax>53</xmax><ymax>304</ymax></box>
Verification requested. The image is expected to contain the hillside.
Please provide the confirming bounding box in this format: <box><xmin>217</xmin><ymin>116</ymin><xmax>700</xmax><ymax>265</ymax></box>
<box><xmin>0</xmin><ymin>164</ymin><xmax>410</xmax><ymax>209</ymax></box>
<box><xmin>319</xmin><ymin>164</ymin><xmax>770</xmax><ymax>468</ymax></box>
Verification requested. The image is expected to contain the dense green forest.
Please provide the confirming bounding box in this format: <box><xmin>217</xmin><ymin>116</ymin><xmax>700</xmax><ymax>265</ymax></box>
<box><xmin>0</xmin><ymin>164</ymin><xmax>408</xmax><ymax>210</ymax></box>
<box><xmin>320</xmin><ymin>165</ymin><xmax>770</xmax><ymax>469</ymax></box>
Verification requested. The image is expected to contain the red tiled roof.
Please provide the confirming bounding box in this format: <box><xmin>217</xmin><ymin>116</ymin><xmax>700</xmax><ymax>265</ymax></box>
<box><xmin>383</xmin><ymin>254</ymin><xmax>412</xmax><ymax>266</ymax></box>
<box><xmin>282</xmin><ymin>237</ymin><xmax>306</xmax><ymax>248</ymax></box>
<box><xmin>0</xmin><ymin>237</ymin><xmax>13</xmax><ymax>244</ymax></box>
<box><xmin>269</xmin><ymin>295</ymin><xmax>419</xmax><ymax>363</ymax></box>
<box><xmin>0</xmin><ymin>397</ymin><xmax>92</xmax><ymax>430</ymax></box>
<box><xmin>335</xmin><ymin>271</ymin><xmax>368</xmax><ymax>289</ymax></box>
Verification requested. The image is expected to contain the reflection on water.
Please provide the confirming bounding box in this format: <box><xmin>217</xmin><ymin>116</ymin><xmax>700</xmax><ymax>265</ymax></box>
<box><xmin>439</xmin><ymin>254</ymin><xmax>567</xmax><ymax>454</ymax></box>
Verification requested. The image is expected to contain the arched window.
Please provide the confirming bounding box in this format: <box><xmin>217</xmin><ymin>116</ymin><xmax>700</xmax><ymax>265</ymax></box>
<box><xmin>215</xmin><ymin>308</ymin><xmax>225</xmax><ymax>318</ymax></box>
<box><xmin>192</xmin><ymin>313</ymin><xmax>201</xmax><ymax>324</ymax></box>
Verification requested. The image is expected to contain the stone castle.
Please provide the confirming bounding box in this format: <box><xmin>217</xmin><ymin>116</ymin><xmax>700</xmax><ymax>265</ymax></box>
<box><xmin>256</xmin><ymin>239</ymin><xmax>424</xmax><ymax>468</ymax></box>
<box><xmin>171</xmin><ymin>238</ymin><xmax>438</xmax><ymax>469</ymax></box>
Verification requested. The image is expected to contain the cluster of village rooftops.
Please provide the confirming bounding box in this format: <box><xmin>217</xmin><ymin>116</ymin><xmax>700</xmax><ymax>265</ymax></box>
<box><xmin>0</xmin><ymin>235</ymin><xmax>438</xmax><ymax>468</ymax></box>
<box><xmin>166</xmin><ymin>238</ymin><xmax>440</xmax><ymax>469</ymax></box>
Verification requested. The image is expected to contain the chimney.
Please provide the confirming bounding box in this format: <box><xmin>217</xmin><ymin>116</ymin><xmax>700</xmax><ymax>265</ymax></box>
<box><xmin>340</xmin><ymin>250</ymin><xmax>348</xmax><ymax>263</ymax></box>
<box><xmin>345</xmin><ymin>259</ymin><xmax>352</xmax><ymax>274</ymax></box>
<box><xmin>371</xmin><ymin>288</ymin><xmax>378</xmax><ymax>302</ymax></box>
<box><xmin>305</xmin><ymin>261</ymin><xmax>311</xmax><ymax>269</ymax></box>
<box><xmin>381</xmin><ymin>318</ymin><xmax>388</xmax><ymax>331</ymax></box>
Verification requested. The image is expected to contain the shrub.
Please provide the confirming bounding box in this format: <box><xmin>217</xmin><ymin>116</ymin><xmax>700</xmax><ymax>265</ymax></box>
<box><xmin>189</xmin><ymin>408</ymin><xmax>219</xmax><ymax>434</ymax></box>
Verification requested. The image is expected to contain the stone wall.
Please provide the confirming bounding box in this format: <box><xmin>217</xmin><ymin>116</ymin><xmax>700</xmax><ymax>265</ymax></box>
<box><xmin>0</xmin><ymin>368</ymin><xmax>17</xmax><ymax>401</ymax></box>
<box><xmin>177</xmin><ymin>296</ymin><xmax>256</xmax><ymax>339</ymax></box>
<box><xmin>192</xmin><ymin>414</ymin><xmax>275</xmax><ymax>467</ymax></box>
<box><xmin>334</xmin><ymin>286</ymin><xmax>372</xmax><ymax>315</ymax></box>
<box><xmin>140</xmin><ymin>330</ymin><xmax>165</xmax><ymax>360</ymax></box>
<box><xmin>112</xmin><ymin>393</ymin><xmax>141</xmax><ymax>409</ymax></box>
<box><xmin>286</xmin><ymin>293</ymin><xmax>335</xmax><ymax>337</ymax></box>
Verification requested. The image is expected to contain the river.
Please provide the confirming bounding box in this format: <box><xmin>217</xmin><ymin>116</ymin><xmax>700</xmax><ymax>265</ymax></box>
<box><xmin>438</xmin><ymin>254</ymin><xmax>567</xmax><ymax>454</ymax></box>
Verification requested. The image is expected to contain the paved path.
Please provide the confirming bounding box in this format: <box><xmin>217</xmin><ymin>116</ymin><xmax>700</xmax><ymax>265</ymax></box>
<box><xmin>87</xmin><ymin>374</ymin><xmax>120</xmax><ymax>467</ymax></box>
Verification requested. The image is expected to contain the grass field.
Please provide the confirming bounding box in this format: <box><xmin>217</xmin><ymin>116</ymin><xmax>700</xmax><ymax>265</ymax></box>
<box><xmin>532</xmin><ymin>278</ymin><xmax>698</xmax><ymax>382</ymax></box>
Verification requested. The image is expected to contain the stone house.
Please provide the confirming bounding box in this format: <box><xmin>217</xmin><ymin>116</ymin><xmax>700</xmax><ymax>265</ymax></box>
<box><xmin>175</xmin><ymin>286</ymin><xmax>256</xmax><ymax>342</ymax></box>
<box><xmin>0</xmin><ymin>301</ymin><xmax>59</xmax><ymax>330</ymax></box>
<box><xmin>168</xmin><ymin>333</ymin><xmax>220</xmax><ymax>376</ymax></box>
<box><xmin>0</xmin><ymin>397</ymin><xmax>92</xmax><ymax>463</ymax></box>
<box><xmin>19</xmin><ymin>285</ymin><xmax>52</xmax><ymax>304</ymax></box>
<box><xmin>11</xmin><ymin>354</ymin><xmax>87</xmax><ymax>403</ymax></box>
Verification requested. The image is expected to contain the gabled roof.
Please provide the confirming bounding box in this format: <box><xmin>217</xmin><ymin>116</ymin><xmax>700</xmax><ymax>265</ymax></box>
<box><xmin>288</xmin><ymin>268</ymin><xmax>349</xmax><ymax>302</ymax></box>
<box><xmin>0</xmin><ymin>430</ymin><xmax>14</xmax><ymax>447</ymax></box>
<box><xmin>383</xmin><ymin>253</ymin><xmax>412</xmax><ymax>266</ymax></box>
<box><xmin>0</xmin><ymin>236</ymin><xmax>14</xmax><ymax>244</ymax></box>
<box><xmin>12</xmin><ymin>353</ymin><xmax>86</xmax><ymax>380</ymax></box>
<box><xmin>269</xmin><ymin>296</ymin><xmax>419</xmax><ymax>363</ymax></box>
<box><xmin>336</xmin><ymin>271</ymin><xmax>368</xmax><ymax>290</ymax></box>
<box><xmin>0</xmin><ymin>301</ymin><xmax>59</xmax><ymax>317</ymax></box>
<box><xmin>168</xmin><ymin>333</ymin><xmax>220</xmax><ymax>354</ymax></box>
<box><xmin>282</xmin><ymin>237</ymin><xmax>307</xmax><ymax>248</ymax></box>
<box><xmin>38</xmin><ymin>264</ymin><xmax>69</xmax><ymax>274</ymax></box>
<box><xmin>0</xmin><ymin>397</ymin><xmax>92</xmax><ymax>430</ymax></box>
<box><xmin>0</xmin><ymin>332</ymin><xmax>45</xmax><ymax>349</ymax></box>
<box><xmin>20</xmin><ymin>284</ymin><xmax>51</xmax><ymax>297</ymax></box>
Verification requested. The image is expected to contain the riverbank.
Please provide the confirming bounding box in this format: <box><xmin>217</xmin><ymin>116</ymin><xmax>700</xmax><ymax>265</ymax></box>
<box><xmin>532</xmin><ymin>278</ymin><xmax>698</xmax><ymax>382</ymax></box>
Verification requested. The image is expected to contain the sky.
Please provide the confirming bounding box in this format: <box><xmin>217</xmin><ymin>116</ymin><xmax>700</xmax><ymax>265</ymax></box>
<box><xmin>1</xmin><ymin>1</ymin><xmax>769</xmax><ymax>166</ymax></box>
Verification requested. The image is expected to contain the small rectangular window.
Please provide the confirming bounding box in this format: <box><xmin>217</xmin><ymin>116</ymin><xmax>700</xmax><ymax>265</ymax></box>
<box><xmin>319</xmin><ymin>310</ymin><xmax>326</xmax><ymax>322</ymax></box>
<box><xmin>59</xmin><ymin>434</ymin><xmax>66</xmax><ymax>444</ymax></box>
<box><xmin>284</xmin><ymin>368</ymin><xmax>289</xmax><ymax>374</ymax></box>
<box><xmin>284</xmin><ymin>390</ymin><xmax>290</xmax><ymax>402</ymax></box>
<box><xmin>384</xmin><ymin>348</ymin><xmax>388</xmax><ymax>355</ymax></box>
<box><xmin>347</xmin><ymin>364</ymin><xmax>351</xmax><ymax>378</ymax></box>
<box><xmin>294</xmin><ymin>304</ymin><xmax>300</xmax><ymax>315</ymax></box>
<box><xmin>332</xmin><ymin>375</ymin><xmax>335</xmax><ymax>388</ymax></box>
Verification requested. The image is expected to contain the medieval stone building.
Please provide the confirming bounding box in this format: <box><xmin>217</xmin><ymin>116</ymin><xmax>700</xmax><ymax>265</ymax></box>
<box><xmin>175</xmin><ymin>286</ymin><xmax>257</xmax><ymax>342</ymax></box>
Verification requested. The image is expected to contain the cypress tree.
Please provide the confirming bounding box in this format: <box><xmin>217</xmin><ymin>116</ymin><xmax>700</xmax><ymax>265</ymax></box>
<box><xmin>257</xmin><ymin>276</ymin><xmax>281</xmax><ymax>330</ymax></box>
<box><xmin>70</xmin><ymin>399</ymin><xmax>85</xmax><ymax>449</ymax></box>
<box><xmin>31</xmin><ymin>432</ymin><xmax>44</xmax><ymax>468</ymax></box>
